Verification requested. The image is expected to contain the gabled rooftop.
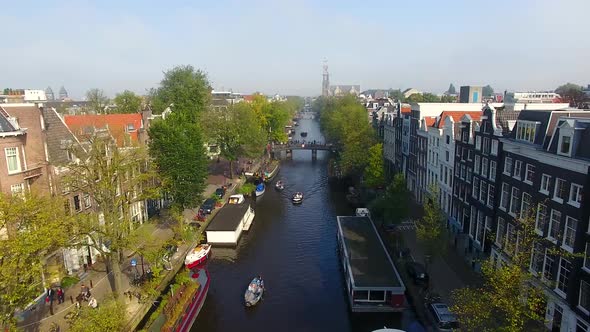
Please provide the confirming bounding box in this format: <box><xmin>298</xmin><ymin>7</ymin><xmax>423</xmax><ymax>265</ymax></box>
<box><xmin>64</xmin><ymin>113</ymin><xmax>143</xmax><ymax>147</ymax></box>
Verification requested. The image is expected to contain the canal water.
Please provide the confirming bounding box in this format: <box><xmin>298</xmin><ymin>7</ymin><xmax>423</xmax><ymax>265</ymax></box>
<box><xmin>193</xmin><ymin>117</ymin><xmax>416</xmax><ymax>332</ymax></box>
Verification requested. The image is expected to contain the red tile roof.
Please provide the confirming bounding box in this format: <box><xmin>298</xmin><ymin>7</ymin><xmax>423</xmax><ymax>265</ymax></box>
<box><xmin>243</xmin><ymin>95</ymin><xmax>255</xmax><ymax>102</ymax></box>
<box><xmin>64</xmin><ymin>114</ymin><xmax>143</xmax><ymax>147</ymax></box>
<box><xmin>436</xmin><ymin>111</ymin><xmax>482</xmax><ymax>128</ymax></box>
<box><xmin>401</xmin><ymin>105</ymin><xmax>412</xmax><ymax>114</ymax></box>
<box><xmin>424</xmin><ymin>116</ymin><xmax>436</xmax><ymax>127</ymax></box>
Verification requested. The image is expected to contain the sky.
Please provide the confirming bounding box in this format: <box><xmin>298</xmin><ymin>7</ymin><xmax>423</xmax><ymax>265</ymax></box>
<box><xmin>1</xmin><ymin>0</ymin><xmax>589</xmax><ymax>98</ymax></box>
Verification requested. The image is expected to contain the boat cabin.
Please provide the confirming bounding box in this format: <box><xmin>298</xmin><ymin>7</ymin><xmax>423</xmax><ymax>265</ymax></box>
<box><xmin>205</xmin><ymin>195</ymin><xmax>255</xmax><ymax>246</ymax></box>
<box><xmin>336</xmin><ymin>216</ymin><xmax>406</xmax><ymax>312</ymax></box>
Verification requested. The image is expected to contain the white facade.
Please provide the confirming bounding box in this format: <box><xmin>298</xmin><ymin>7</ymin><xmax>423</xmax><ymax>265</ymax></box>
<box><xmin>24</xmin><ymin>89</ymin><xmax>47</xmax><ymax>102</ymax></box>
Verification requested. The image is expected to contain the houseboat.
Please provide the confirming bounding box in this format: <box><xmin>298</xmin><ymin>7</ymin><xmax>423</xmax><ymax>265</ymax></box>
<box><xmin>336</xmin><ymin>215</ymin><xmax>406</xmax><ymax>312</ymax></box>
<box><xmin>205</xmin><ymin>194</ymin><xmax>255</xmax><ymax>246</ymax></box>
<box><xmin>146</xmin><ymin>268</ymin><xmax>210</xmax><ymax>332</ymax></box>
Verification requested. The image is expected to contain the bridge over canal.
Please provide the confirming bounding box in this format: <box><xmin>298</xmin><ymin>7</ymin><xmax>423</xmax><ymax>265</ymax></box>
<box><xmin>270</xmin><ymin>142</ymin><xmax>339</xmax><ymax>160</ymax></box>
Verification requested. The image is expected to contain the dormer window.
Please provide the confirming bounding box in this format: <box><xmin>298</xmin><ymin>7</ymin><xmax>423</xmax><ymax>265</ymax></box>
<box><xmin>515</xmin><ymin>120</ymin><xmax>538</xmax><ymax>143</ymax></box>
<box><xmin>126</xmin><ymin>123</ymin><xmax>135</xmax><ymax>132</ymax></box>
<box><xmin>560</xmin><ymin>136</ymin><xmax>571</xmax><ymax>155</ymax></box>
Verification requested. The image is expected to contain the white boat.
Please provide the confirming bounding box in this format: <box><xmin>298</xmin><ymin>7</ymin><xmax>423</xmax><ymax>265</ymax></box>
<box><xmin>184</xmin><ymin>244</ymin><xmax>212</xmax><ymax>269</ymax></box>
<box><xmin>292</xmin><ymin>192</ymin><xmax>303</xmax><ymax>204</ymax></box>
<box><xmin>255</xmin><ymin>183</ymin><xmax>265</xmax><ymax>197</ymax></box>
<box><xmin>275</xmin><ymin>180</ymin><xmax>284</xmax><ymax>191</ymax></box>
<box><xmin>244</xmin><ymin>276</ymin><xmax>264</xmax><ymax>307</ymax></box>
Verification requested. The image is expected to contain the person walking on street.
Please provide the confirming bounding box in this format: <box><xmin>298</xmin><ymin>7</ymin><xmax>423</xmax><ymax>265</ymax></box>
<box><xmin>46</xmin><ymin>287</ymin><xmax>55</xmax><ymax>315</ymax></box>
<box><xmin>57</xmin><ymin>287</ymin><xmax>64</xmax><ymax>304</ymax></box>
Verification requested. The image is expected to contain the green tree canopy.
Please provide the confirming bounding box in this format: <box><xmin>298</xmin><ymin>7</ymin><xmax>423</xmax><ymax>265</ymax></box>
<box><xmin>388</xmin><ymin>89</ymin><xmax>405</xmax><ymax>102</ymax></box>
<box><xmin>364</xmin><ymin>143</ymin><xmax>385</xmax><ymax>188</ymax></box>
<box><xmin>201</xmin><ymin>103</ymin><xmax>266</xmax><ymax>177</ymax></box>
<box><xmin>150</xmin><ymin>65</ymin><xmax>210</xmax><ymax>119</ymax></box>
<box><xmin>69</xmin><ymin>296</ymin><xmax>126</xmax><ymax>332</ymax></box>
<box><xmin>113</xmin><ymin>90</ymin><xmax>143</xmax><ymax>114</ymax></box>
<box><xmin>415</xmin><ymin>186</ymin><xmax>447</xmax><ymax>260</ymax></box>
<box><xmin>555</xmin><ymin>82</ymin><xmax>586</xmax><ymax>105</ymax></box>
<box><xmin>0</xmin><ymin>193</ymin><xmax>73</xmax><ymax>327</ymax></box>
<box><xmin>369</xmin><ymin>173</ymin><xmax>409</xmax><ymax>225</ymax></box>
<box><xmin>85</xmin><ymin>88</ymin><xmax>109</xmax><ymax>114</ymax></box>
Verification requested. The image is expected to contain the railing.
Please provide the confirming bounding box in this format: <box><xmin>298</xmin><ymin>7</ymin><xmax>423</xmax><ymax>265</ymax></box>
<box><xmin>271</xmin><ymin>142</ymin><xmax>337</xmax><ymax>151</ymax></box>
<box><xmin>22</xmin><ymin>163</ymin><xmax>44</xmax><ymax>179</ymax></box>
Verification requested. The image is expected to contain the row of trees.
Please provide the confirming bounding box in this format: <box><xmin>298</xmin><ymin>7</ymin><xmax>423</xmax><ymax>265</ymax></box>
<box><xmin>84</xmin><ymin>88</ymin><xmax>143</xmax><ymax>114</ymax></box>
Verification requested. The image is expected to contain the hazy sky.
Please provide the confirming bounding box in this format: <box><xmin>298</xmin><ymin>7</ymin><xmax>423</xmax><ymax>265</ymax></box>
<box><xmin>2</xmin><ymin>0</ymin><xmax>589</xmax><ymax>98</ymax></box>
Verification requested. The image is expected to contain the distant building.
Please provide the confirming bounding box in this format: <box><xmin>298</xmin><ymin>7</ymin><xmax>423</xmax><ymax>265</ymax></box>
<box><xmin>322</xmin><ymin>61</ymin><xmax>330</xmax><ymax>97</ymax></box>
<box><xmin>403</xmin><ymin>88</ymin><xmax>422</xmax><ymax>99</ymax></box>
<box><xmin>59</xmin><ymin>86</ymin><xmax>68</xmax><ymax>100</ymax></box>
<box><xmin>45</xmin><ymin>87</ymin><xmax>55</xmax><ymax>101</ymax></box>
<box><xmin>505</xmin><ymin>91</ymin><xmax>562</xmax><ymax>104</ymax></box>
<box><xmin>460</xmin><ymin>86</ymin><xmax>483</xmax><ymax>103</ymax></box>
<box><xmin>24</xmin><ymin>90</ymin><xmax>47</xmax><ymax>102</ymax></box>
<box><xmin>0</xmin><ymin>89</ymin><xmax>47</xmax><ymax>103</ymax></box>
<box><xmin>329</xmin><ymin>85</ymin><xmax>360</xmax><ymax>97</ymax></box>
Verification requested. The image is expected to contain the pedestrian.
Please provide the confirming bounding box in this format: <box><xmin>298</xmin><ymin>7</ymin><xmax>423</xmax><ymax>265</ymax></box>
<box><xmin>57</xmin><ymin>287</ymin><xmax>64</xmax><ymax>304</ymax></box>
<box><xmin>88</xmin><ymin>296</ymin><xmax>98</xmax><ymax>309</ymax></box>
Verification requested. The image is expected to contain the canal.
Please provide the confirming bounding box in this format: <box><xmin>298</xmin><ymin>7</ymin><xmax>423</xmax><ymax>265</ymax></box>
<box><xmin>193</xmin><ymin>117</ymin><xmax>416</xmax><ymax>332</ymax></box>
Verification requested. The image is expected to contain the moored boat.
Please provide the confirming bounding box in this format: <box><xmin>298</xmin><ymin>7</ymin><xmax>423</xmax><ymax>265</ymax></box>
<box><xmin>244</xmin><ymin>276</ymin><xmax>264</xmax><ymax>307</ymax></box>
<box><xmin>300</xmin><ymin>131</ymin><xmax>308</xmax><ymax>137</ymax></box>
<box><xmin>255</xmin><ymin>182</ymin><xmax>265</xmax><ymax>197</ymax></box>
<box><xmin>292</xmin><ymin>192</ymin><xmax>303</xmax><ymax>204</ymax></box>
<box><xmin>263</xmin><ymin>161</ymin><xmax>280</xmax><ymax>183</ymax></box>
<box><xmin>275</xmin><ymin>180</ymin><xmax>284</xmax><ymax>191</ymax></box>
<box><xmin>184</xmin><ymin>244</ymin><xmax>212</xmax><ymax>269</ymax></box>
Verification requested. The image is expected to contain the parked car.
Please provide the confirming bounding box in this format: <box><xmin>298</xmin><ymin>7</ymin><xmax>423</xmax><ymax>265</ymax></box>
<box><xmin>428</xmin><ymin>302</ymin><xmax>459</xmax><ymax>331</ymax></box>
<box><xmin>201</xmin><ymin>198</ymin><xmax>216</xmax><ymax>214</ymax></box>
<box><xmin>215</xmin><ymin>187</ymin><xmax>226</xmax><ymax>199</ymax></box>
<box><xmin>405</xmin><ymin>261</ymin><xmax>429</xmax><ymax>284</ymax></box>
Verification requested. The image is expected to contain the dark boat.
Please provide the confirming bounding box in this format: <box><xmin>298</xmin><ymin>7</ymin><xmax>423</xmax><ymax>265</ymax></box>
<box><xmin>275</xmin><ymin>180</ymin><xmax>284</xmax><ymax>191</ymax></box>
<box><xmin>300</xmin><ymin>132</ymin><xmax>308</xmax><ymax>137</ymax></box>
<box><xmin>292</xmin><ymin>192</ymin><xmax>303</xmax><ymax>204</ymax></box>
<box><xmin>244</xmin><ymin>276</ymin><xmax>264</xmax><ymax>307</ymax></box>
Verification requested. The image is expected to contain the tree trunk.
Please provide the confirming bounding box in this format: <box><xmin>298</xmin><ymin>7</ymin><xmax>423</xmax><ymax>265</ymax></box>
<box><xmin>110</xmin><ymin>250</ymin><xmax>124</xmax><ymax>297</ymax></box>
<box><xmin>229</xmin><ymin>160</ymin><xmax>234</xmax><ymax>179</ymax></box>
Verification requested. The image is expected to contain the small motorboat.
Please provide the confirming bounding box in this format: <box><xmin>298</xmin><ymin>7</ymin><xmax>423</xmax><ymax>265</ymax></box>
<box><xmin>292</xmin><ymin>192</ymin><xmax>303</xmax><ymax>204</ymax></box>
<box><xmin>255</xmin><ymin>182</ymin><xmax>265</xmax><ymax>197</ymax></box>
<box><xmin>300</xmin><ymin>132</ymin><xmax>308</xmax><ymax>137</ymax></box>
<box><xmin>275</xmin><ymin>180</ymin><xmax>285</xmax><ymax>191</ymax></box>
<box><xmin>184</xmin><ymin>244</ymin><xmax>212</xmax><ymax>269</ymax></box>
<box><xmin>244</xmin><ymin>276</ymin><xmax>264</xmax><ymax>307</ymax></box>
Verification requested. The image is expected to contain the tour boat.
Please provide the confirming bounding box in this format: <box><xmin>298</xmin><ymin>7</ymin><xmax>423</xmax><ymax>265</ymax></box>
<box><xmin>255</xmin><ymin>182</ymin><xmax>265</xmax><ymax>197</ymax></box>
<box><xmin>275</xmin><ymin>180</ymin><xmax>285</xmax><ymax>191</ymax></box>
<box><xmin>244</xmin><ymin>276</ymin><xmax>265</xmax><ymax>307</ymax></box>
<box><xmin>292</xmin><ymin>192</ymin><xmax>303</xmax><ymax>204</ymax></box>
<box><xmin>184</xmin><ymin>244</ymin><xmax>212</xmax><ymax>269</ymax></box>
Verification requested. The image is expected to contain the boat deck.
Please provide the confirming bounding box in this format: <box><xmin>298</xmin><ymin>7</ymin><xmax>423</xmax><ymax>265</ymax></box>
<box><xmin>242</xmin><ymin>208</ymin><xmax>255</xmax><ymax>231</ymax></box>
<box><xmin>205</xmin><ymin>203</ymin><xmax>251</xmax><ymax>232</ymax></box>
<box><xmin>337</xmin><ymin>216</ymin><xmax>404</xmax><ymax>289</ymax></box>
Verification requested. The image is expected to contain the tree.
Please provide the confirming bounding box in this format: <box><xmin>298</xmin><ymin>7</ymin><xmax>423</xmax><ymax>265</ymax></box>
<box><xmin>64</xmin><ymin>136</ymin><xmax>157</xmax><ymax>296</ymax></box>
<box><xmin>69</xmin><ymin>296</ymin><xmax>126</xmax><ymax>332</ymax></box>
<box><xmin>86</xmin><ymin>89</ymin><xmax>110</xmax><ymax>114</ymax></box>
<box><xmin>364</xmin><ymin>143</ymin><xmax>385</xmax><ymax>188</ymax></box>
<box><xmin>406</xmin><ymin>93</ymin><xmax>424</xmax><ymax>103</ymax></box>
<box><xmin>369</xmin><ymin>173</ymin><xmax>409</xmax><ymax>226</ymax></box>
<box><xmin>482</xmin><ymin>85</ymin><xmax>494</xmax><ymax>97</ymax></box>
<box><xmin>451</xmin><ymin>204</ymin><xmax>570</xmax><ymax>331</ymax></box>
<box><xmin>447</xmin><ymin>83</ymin><xmax>457</xmax><ymax>95</ymax></box>
<box><xmin>415</xmin><ymin>186</ymin><xmax>447</xmax><ymax>261</ymax></box>
<box><xmin>388</xmin><ymin>89</ymin><xmax>405</xmax><ymax>102</ymax></box>
<box><xmin>113</xmin><ymin>90</ymin><xmax>143</xmax><ymax>114</ymax></box>
<box><xmin>0</xmin><ymin>193</ymin><xmax>73</xmax><ymax>328</ymax></box>
<box><xmin>555</xmin><ymin>83</ymin><xmax>585</xmax><ymax>106</ymax></box>
<box><xmin>148</xmin><ymin>65</ymin><xmax>211</xmax><ymax>208</ymax></box>
<box><xmin>201</xmin><ymin>103</ymin><xmax>266</xmax><ymax>178</ymax></box>
<box><xmin>150</xmin><ymin>65</ymin><xmax>210</xmax><ymax>118</ymax></box>
<box><xmin>422</xmin><ymin>93</ymin><xmax>441</xmax><ymax>102</ymax></box>
<box><xmin>440</xmin><ymin>95</ymin><xmax>456</xmax><ymax>103</ymax></box>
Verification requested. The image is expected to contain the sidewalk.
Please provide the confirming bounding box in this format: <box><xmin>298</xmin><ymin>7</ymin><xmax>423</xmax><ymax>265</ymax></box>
<box><xmin>18</xmin><ymin>158</ymin><xmax>264</xmax><ymax>331</ymax></box>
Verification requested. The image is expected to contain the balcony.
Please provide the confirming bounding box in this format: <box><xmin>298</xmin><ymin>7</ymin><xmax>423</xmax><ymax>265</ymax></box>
<box><xmin>23</xmin><ymin>164</ymin><xmax>44</xmax><ymax>179</ymax></box>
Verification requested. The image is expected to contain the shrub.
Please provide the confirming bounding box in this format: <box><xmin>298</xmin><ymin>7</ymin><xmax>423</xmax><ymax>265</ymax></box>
<box><xmin>61</xmin><ymin>275</ymin><xmax>80</xmax><ymax>288</ymax></box>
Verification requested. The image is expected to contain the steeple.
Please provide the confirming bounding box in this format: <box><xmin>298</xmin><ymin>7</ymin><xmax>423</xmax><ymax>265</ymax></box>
<box><xmin>322</xmin><ymin>59</ymin><xmax>330</xmax><ymax>97</ymax></box>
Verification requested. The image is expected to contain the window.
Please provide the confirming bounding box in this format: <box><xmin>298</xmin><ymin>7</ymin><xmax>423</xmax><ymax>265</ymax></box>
<box><xmin>542</xmin><ymin>250</ymin><xmax>554</xmax><ymax>283</ymax></box>
<box><xmin>515</xmin><ymin>121</ymin><xmax>537</xmax><ymax>143</ymax></box>
<box><xmin>535</xmin><ymin>203</ymin><xmax>548</xmax><ymax>235</ymax></box>
<box><xmin>5</xmin><ymin>147</ymin><xmax>21</xmax><ymax>173</ymax></box>
<box><xmin>540</xmin><ymin>174</ymin><xmax>551</xmax><ymax>194</ymax></box>
<box><xmin>489</xmin><ymin>161</ymin><xmax>496</xmax><ymax>182</ymax></box>
<box><xmin>470</xmin><ymin>206</ymin><xmax>477</xmax><ymax>238</ymax></box>
<box><xmin>554</xmin><ymin>178</ymin><xmax>567</xmax><ymax>202</ymax></box>
<box><xmin>510</xmin><ymin>187</ymin><xmax>521</xmax><ymax>215</ymax></box>
<box><xmin>126</xmin><ymin>123</ymin><xmax>135</xmax><ymax>132</ymax></box>
<box><xmin>462</xmin><ymin>131</ymin><xmax>468</xmax><ymax>142</ymax></box>
<box><xmin>466</xmin><ymin>167</ymin><xmax>472</xmax><ymax>183</ymax></box>
<box><xmin>514</xmin><ymin>160</ymin><xmax>522</xmax><ymax>179</ymax></box>
<box><xmin>521</xmin><ymin>192</ymin><xmax>532</xmax><ymax>218</ymax></box>
<box><xmin>473</xmin><ymin>178</ymin><xmax>480</xmax><ymax>199</ymax></box>
<box><xmin>505</xmin><ymin>223</ymin><xmax>517</xmax><ymax>255</ymax></box>
<box><xmin>496</xmin><ymin>217</ymin><xmax>506</xmax><ymax>247</ymax></box>
<box><xmin>84</xmin><ymin>194</ymin><xmax>91</xmax><ymax>208</ymax></box>
<box><xmin>531</xmin><ymin>241</ymin><xmax>544</xmax><ymax>275</ymax></box>
<box><xmin>491</xmin><ymin>140</ymin><xmax>498</xmax><ymax>155</ymax></box>
<box><xmin>481</xmin><ymin>158</ymin><xmax>489</xmax><ymax>178</ymax></box>
<box><xmin>563</xmin><ymin>216</ymin><xmax>577</xmax><ymax>251</ymax></box>
<box><xmin>525</xmin><ymin>164</ymin><xmax>535</xmax><ymax>183</ymax></box>
<box><xmin>460</xmin><ymin>165</ymin><xmax>466</xmax><ymax>180</ymax></box>
<box><xmin>468</xmin><ymin>150</ymin><xmax>473</xmax><ymax>161</ymax></box>
<box><xmin>504</xmin><ymin>157</ymin><xmax>513</xmax><ymax>175</ymax></box>
<box><xmin>556</xmin><ymin>258</ymin><xmax>571</xmax><ymax>297</ymax></box>
<box><xmin>73</xmin><ymin>195</ymin><xmax>81</xmax><ymax>212</ymax></box>
<box><xmin>500</xmin><ymin>183</ymin><xmax>510</xmax><ymax>210</ymax></box>
<box><xmin>10</xmin><ymin>183</ymin><xmax>24</xmax><ymax>195</ymax></box>
<box><xmin>585</xmin><ymin>242</ymin><xmax>590</xmax><ymax>271</ymax></box>
<box><xmin>474</xmin><ymin>155</ymin><xmax>480</xmax><ymax>174</ymax></box>
<box><xmin>569</xmin><ymin>184</ymin><xmax>583</xmax><ymax>207</ymax></box>
<box><xmin>446</xmin><ymin>135</ymin><xmax>450</xmax><ymax>144</ymax></box>
<box><xmin>560</xmin><ymin>136</ymin><xmax>571</xmax><ymax>155</ymax></box>
<box><xmin>445</xmin><ymin>150</ymin><xmax>449</xmax><ymax>162</ymax></box>
<box><xmin>579</xmin><ymin>280</ymin><xmax>590</xmax><ymax>314</ymax></box>
<box><xmin>483</xmin><ymin>137</ymin><xmax>490</xmax><ymax>155</ymax></box>
<box><xmin>487</xmin><ymin>185</ymin><xmax>495</xmax><ymax>207</ymax></box>
<box><xmin>548</xmin><ymin>209</ymin><xmax>562</xmax><ymax>241</ymax></box>
<box><xmin>480</xmin><ymin>182</ymin><xmax>487</xmax><ymax>203</ymax></box>
<box><xmin>476</xmin><ymin>211</ymin><xmax>485</xmax><ymax>243</ymax></box>
<box><xmin>476</xmin><ymin>136</ymin><xmax>482</xmax><ymax>150</ymax></box>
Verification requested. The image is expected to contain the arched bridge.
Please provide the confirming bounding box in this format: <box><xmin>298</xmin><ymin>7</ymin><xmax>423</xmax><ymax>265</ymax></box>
<box><xmin>270</xmin><ymin>142</ymin><xmax>339</xmax><ymax>159</ymax></box>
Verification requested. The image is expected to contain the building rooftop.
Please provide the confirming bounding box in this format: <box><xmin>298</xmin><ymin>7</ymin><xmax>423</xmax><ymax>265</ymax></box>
<box><xmin>205</xmin><ymin>202</ymin><xmax>251</xmax><ymax>232</ymax></box>
<box><xmin>337</xmin><ymin>216</ymin><xmax>404</xmax><ymax>289</ymax></box>
<box><xmin>64</xmin><ymin>113</ymin><xmax>143</xmax><ymax>147</ymax></box>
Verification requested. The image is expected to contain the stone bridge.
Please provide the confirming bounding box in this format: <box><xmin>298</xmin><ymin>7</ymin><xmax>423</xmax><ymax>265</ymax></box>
<box><xmin>270</xmin><ymin>142</ymin><xmax>339</xmax><ymax>159</ymax></box>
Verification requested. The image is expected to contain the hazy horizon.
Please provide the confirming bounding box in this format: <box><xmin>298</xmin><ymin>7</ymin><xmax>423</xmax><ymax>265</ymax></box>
<box><xmin>1</xmin><ymin>0</ymin><xmax>589</xmax><ymax>99</ymax></box>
